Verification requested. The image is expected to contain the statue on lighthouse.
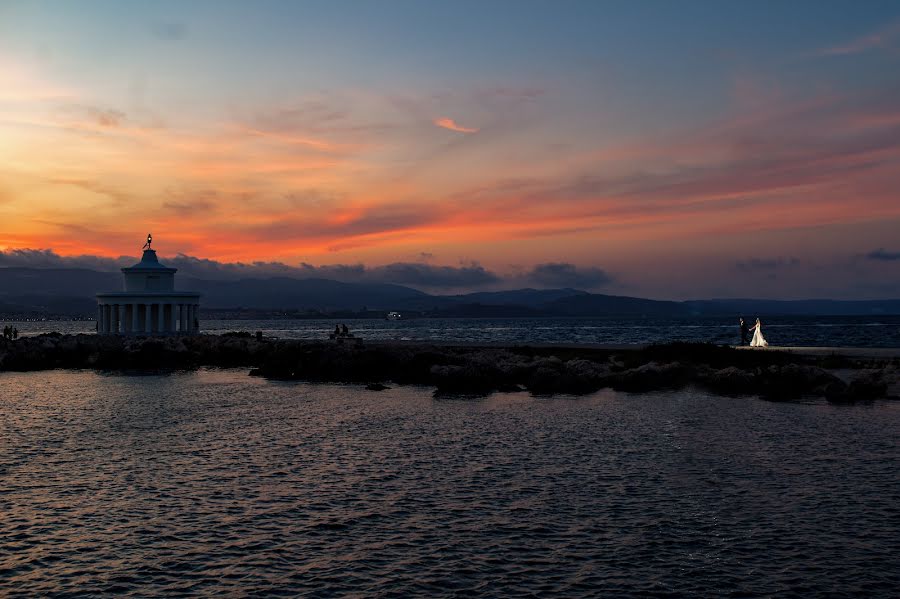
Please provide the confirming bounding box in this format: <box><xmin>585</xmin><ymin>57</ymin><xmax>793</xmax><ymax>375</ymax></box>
<box><xmin>143</xmin><ymin>233</ymin><xmax>152</xmax><ymax>250</ymax></box>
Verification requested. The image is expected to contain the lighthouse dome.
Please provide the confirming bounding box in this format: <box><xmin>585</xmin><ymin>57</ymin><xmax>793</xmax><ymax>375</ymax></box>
<box><xmin>121</xmin><ymin>249</ymin><xmax>177</xmax><ymax>292</ymax></box>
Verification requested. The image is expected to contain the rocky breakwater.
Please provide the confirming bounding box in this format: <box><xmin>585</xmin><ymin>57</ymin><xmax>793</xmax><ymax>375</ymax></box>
<box><xmin>0</xmin><ymin>334</ymin><xmax>896</xmax><ymax>402</ymax></box>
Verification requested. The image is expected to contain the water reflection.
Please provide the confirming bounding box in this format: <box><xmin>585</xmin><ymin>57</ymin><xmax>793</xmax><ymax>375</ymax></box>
<box><xmin>1</xmin><ymin>369</ymin><xmax>898</xmax><ymax>596</ymax></box>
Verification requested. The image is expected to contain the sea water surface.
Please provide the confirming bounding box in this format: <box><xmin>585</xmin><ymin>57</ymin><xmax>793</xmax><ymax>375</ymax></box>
<box><xmin>8</xmin><ymin>315</ymin><xmax>900</xmax><ymax>346</ymax></box>
<box><xmin>1</xmin><ymin>369</ymin><xmax>898</xmax><ymax>596</ymax></box>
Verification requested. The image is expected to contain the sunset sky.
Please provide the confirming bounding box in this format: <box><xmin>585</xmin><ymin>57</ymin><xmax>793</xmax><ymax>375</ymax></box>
<box><xmin>1</xmin><ymin>1</ymin><xmax>899</xmax><ymax>299</ymax></box>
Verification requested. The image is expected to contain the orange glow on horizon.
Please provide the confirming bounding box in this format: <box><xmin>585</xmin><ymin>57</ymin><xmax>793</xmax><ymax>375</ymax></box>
<box><xmin>1</xmin><ymin>54</ymin><xmax>899</xmax><ymax>277</ymax></box>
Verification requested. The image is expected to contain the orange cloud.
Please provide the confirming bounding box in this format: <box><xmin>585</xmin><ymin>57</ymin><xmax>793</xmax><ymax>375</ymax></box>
<box><xmin>433</xmin><ymin>117</ymin><xmax>479</xmax><ymax>133</ymax></box>
<box><xmin>3</xmin><ymin>53</ymin><xmax>900</xmax><ymax>278</ymax></box>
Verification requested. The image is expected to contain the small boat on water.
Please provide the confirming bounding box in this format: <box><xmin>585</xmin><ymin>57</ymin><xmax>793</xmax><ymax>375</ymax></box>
<box><xmin>386</xmin><ymin>311</ymin><xmax>402</xmax><ymax>320</ymax></box>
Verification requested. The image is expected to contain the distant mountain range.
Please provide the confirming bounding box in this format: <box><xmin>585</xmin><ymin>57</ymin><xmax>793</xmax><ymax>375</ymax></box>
<box><xmin>1</xmin><ymin>266</ymin><xmax>899</xmax><ymax>317</ymax></box>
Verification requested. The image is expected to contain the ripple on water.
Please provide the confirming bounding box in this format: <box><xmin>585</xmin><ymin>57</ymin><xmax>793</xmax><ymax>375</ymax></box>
<box><xmin>1</xmin><ymin>369</ymin><xmax>899</xmax><ymax>597</ymax></box>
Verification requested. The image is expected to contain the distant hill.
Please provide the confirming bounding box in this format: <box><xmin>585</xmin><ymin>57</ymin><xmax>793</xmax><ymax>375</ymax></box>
<box><xmin>1</xmin><ymin>266</ymin><xmax>899</xmax><ymax>317</ymax></box>
<box><xmin>0</xmin><ymin>267</ymin><xmax>120</xmax><ymax>297</ymax></box>
<box><xmin>542</xmin><ymin>293</ymin><xmax>686</xmax><ymax>317</ymax></box>
<box><xmin>0</xmin><ymin>295</ymin><xmax>97</xmax><ymax>316</ymax></box>
<box><xmin>447</xmin><ymin>288</ymin><xmax>589</xmax><ymax>308</ymax></box>
<box><xmin>180</xmin><ymin>276</ymin><xmax>431</xmax><ymax>310</ymax></box>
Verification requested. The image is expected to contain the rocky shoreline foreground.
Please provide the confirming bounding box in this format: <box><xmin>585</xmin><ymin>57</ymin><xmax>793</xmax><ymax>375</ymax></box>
<box><xmin>1</xmin><ymin>333</ymin><xmax>897</xmax><ymax>402</ymax></box>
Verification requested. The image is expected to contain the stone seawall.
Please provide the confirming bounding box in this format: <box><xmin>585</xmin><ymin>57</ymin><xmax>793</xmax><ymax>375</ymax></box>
<box><xmin>0</xmin><ymin>333</ymin><xmax>896</xmax><ymax>401</ymax></box>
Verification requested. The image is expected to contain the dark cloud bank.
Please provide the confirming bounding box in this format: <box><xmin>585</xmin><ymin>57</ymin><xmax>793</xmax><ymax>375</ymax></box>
<box><xmin>866</xmin><ymin>248</ymin><xmax>900</xmax><ymax>262</ymax></box>
<box><xmin>0</xmin><ymin>249</ymin><xmax>613</xmax><ymax>292</ymax></box>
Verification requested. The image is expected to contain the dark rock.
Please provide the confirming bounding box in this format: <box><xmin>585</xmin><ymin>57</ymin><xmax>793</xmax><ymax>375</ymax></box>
<box><xmin>527</xmin><ymin>365</ymin><xmax>565</xmax><ymax>395</ymax></box>
<box><xmin>365</xmin><ymin>383</ymin><xmax>390</xmax><ymax>391</ymax></box>
<box><xmin>822</xmin><ymin>380</ymin><xmax>851</xmax><ymax>402</ymax></box>
<box><xmin>430</xmin><ymin>363</ymin><xmax>499</xmax><ymax>395</ymax></box>
<box><xmin>0</xmin><ymin>334</ymin><xmax>889</xmax><ymax>401</ymax></box>
<box><xmin>609</xmin><ymin>361</ymin><xmax>690</xmax><ymax>392</ymax></box>
<box><xmin>524</xmin><ymin>358</ymin><xmax>610</xmax><ymax>395</ymax></box>
<box><xmin>845</xmin><ymin>373</ymin><xmax>888</xmax><ymax>401</ymax></box>
<box><xmin>759</xmin><ymin>364</ymin><xmax>843</xmax><ymax>400</ymax></box>
<box><xmin>496</xmin><ymin>383</ymin><xmax>526</xmax><ymax>393</ymax></box>
<box><xmin>701</xmin><ymin>366</ymin><xmax>757</xmax><ymax>395</ymax></box>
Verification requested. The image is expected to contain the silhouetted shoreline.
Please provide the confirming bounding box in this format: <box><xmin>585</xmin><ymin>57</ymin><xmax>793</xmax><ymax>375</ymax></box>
<box><xmin>0</xmin><ymin>333</ymin><xmax>895</xmax><ymax>402</ymax></box>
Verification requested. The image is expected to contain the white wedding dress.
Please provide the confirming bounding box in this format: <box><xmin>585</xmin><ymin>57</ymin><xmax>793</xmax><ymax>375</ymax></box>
<box><xmin>750</xmin><ymin>322</ymin><xmax>768</xmax><ymax>347</ymax></box>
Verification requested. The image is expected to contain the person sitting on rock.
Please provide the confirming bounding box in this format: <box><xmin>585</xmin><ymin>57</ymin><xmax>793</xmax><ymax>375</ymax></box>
<box><xmin>342</xmin><ymin>324</ymin><xmax>350</xmax><ymax>336</ymax></box>
<box><xmin>2</xmin><ymin>325</ymin><xmax>8</xmax><ymax>340</ymax></box>
<box><xmin>334</xmin><ymin>324</ymin><xmax>341</xmax><ymax>337</ymax></box>
<box><xmin>12</xmin><ymin>327</ymin><xmax>17</xmax><ymax>340</ymax></box>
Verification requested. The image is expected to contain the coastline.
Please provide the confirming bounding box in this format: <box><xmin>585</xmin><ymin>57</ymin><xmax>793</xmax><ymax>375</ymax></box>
<box><xmin>1</xmin><ymin>332</ymin><xmax>897</xmax><ymax>401</ymax></box>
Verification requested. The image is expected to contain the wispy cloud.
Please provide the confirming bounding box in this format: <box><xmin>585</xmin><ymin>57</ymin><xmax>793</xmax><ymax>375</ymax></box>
<box><xmin>0</xmin><ymin>59</ymin><xmax>76</xmax><ymax>103</ymax></box>
<box><xmin>816</xmin><ymin>20</ymin><xmax>900</xmax><ymax>56</ymax></box>
<box><xmin>61</xmin><ymin>104</ymin><xmax>127</xmax><ymax>128</ymax></box>
<box><xmin>238</xmin><ymin>126</ymin><xmax>344</xmax><ymax>152</ymax></box>
<box><xmin>150</xmin><ymin>22</ymin><xmax>188</xmax><ymax>41</ymax></box>
<box><xmin>433</xmin><ymin>117</ymin><xmax>479</xmax><ymax>133</ymax></box>
<box><xmin>162</xmin><ymin>200</ymin><xmax>217</xmax><ymax>217</ymax></box>
<box><xmin>46</xmin><ymin>178</ymin><xmax>135</xmax><ymax>206</ymax></box>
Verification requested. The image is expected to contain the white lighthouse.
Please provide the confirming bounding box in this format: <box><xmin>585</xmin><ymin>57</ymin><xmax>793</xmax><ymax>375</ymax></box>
<box><xmin>96</xmin><ymin>234</ymin><xmax>201</xmax><ymax>335</ymax></box>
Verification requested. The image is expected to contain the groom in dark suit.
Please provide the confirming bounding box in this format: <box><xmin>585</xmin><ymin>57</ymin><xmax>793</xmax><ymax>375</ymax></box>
<box><xmin>739</xmin><ymin>317</ymin><xmax>749</xmax><ymax>346</ymax></box>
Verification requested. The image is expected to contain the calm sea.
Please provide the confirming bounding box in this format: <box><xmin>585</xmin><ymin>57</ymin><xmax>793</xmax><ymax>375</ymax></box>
<box><xmin>1</xmin><ymin>369</ymin><xmax>898</xmax><ymax>596</ymax></box>
<box><xmin>7</xmin><ymin>315</ymin><xmax>900</xmax><ymax>347</ymax></box>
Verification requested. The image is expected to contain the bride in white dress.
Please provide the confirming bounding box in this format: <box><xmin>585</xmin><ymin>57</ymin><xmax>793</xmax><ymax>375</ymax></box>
<box><xmin>749</xmin><ymin>317</ymin><xmax>768</xmax><ymax>347</ymax></box>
